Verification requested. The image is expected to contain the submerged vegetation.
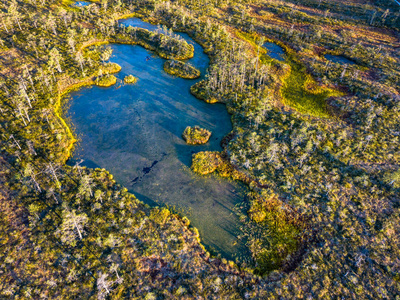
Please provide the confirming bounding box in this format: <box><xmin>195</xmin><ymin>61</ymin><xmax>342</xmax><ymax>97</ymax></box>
<box><xmin>164</xmin><ymin>59</ymin><xmax>201</xmax><ymax>79</ymax></box>
<box><xmin>1</xmin><ymin>0</ymin><xmax>400</xmax><ymax>298</ymax></box>
<box><xmin>182</xmin><ymin>126</ymin><xmax>211</xmax><ymax>145</ymax></box>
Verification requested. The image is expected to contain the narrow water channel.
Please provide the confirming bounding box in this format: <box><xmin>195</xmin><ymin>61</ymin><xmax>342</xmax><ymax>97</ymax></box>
<box><xmin>324</xmin><ymin>54</ymin><xmax>356</xmax><ymax>66</ymax></box>
<box><xmin>67</xmin><ymin>18</ymin><xmax>249</xmax><ymax>261</ymax></box>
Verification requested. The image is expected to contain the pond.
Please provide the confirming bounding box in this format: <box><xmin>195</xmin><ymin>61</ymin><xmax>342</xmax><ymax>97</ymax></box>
<box><xmin>263</xmin><ymin>41</ymin><xmax>285</xmax><ymax>61</ymax></box>
<box><xmin>67</xmin><ymin>18</ymin><xmax>249</xmax><ymax>261</ymax></box>
<box><xmin>73</xmin><ymin>1</ymin><xmax>91</xmax><ymax>7</ymax></box>
<box><xmin>324</xmin><ymin>54</ymin><xmax>356</xmax><ymax>66</ymax></box>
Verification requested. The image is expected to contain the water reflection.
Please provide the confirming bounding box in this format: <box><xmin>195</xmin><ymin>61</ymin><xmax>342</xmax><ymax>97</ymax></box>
<box><xmin>73</xmin><ymin>1</ymin><xmax>90</xmax><ymax>7</ymax></box>
<box><xmin>263</xmin><ymin>41</ymin><xmax>285</xmax><ymax>61</ymax></box>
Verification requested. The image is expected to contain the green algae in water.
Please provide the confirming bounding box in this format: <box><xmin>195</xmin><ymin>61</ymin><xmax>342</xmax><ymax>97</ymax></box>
<box><xmin>68</xmin><ymin>19</ymin><xmax>249</xmax><ymax>262</ymax></box>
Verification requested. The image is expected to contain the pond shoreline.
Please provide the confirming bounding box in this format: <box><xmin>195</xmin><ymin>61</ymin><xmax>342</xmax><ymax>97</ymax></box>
<box><xmin>65</xmin><ymin>17</ymin><xmax>250</xmax><ymax>262</ymax></box>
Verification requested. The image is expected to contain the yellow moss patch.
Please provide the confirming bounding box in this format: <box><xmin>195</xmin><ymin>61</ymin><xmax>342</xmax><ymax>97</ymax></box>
<box><xmin>235</xmin><ymin>31</ymin><xmax>345</xmax><ymax>118</ymax></box>
<box><xmin>204</xmin><ymin>98</ymin><xmax>219</xmax><ymax>104</ymax></box>
<box><xmin>124</xmin><ymin>75</ymin><xmax>138</xmax><ymax>84</ymax></box>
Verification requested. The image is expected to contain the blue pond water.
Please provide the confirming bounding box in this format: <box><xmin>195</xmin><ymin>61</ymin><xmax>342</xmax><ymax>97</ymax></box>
<box><xmin>73</xmin><ymin>1</ymin><xmax>90</xmax><ymax>7</ymax></box>
<box><xmin>263</xmin><ymin>42</ymin><xmax>285</xmax><ymax>61</ymax></box>
<box><xmin>324</xmin><ymin>54</ymin><xmax>356</xmax><ymax>66</ymax></box>
<box><xmin>119</xmin><ymin>18</ymin><xmax>161</xmax><ymax>32</ymax></box>
<box><xmin>67</xmin><ymin>18</ymin><xmax>248</xmax><ymax>261</ymax></box>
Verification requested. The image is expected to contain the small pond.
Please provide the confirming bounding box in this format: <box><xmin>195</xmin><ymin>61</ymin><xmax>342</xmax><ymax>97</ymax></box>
<box><xmin>73</xmin><ymin>1</ymin><xmax>90</xmax><ymax>7</ymax></box>
<box><xmin>324</xmin><ymin>54</ymin><xmax>356</xmax><ymax>66</ymax></box>
<box><xmin>67</xmin><ymin>18</ymin><xmax>249</xmax><ymax>261</ymax></box>
<box><xmin>263</xmin><ymin>42</ymin><xmax>285</xmax><ymax>61</ymax></box>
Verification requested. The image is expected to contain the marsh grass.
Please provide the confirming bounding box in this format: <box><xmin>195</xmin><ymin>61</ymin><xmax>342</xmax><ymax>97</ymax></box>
<box><xmin>237</xmin><ymin>31</ymin><xmax>344</xmax><ymax>118</ymax></box>
<box><xmin>281</xmin><ymin>58</ymin><xmax>344</xmax><ymax>118</ymax></box>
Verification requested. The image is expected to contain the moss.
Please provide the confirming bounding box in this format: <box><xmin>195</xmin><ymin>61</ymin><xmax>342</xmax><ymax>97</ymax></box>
<box><xmin>236</xmin><ymin>31</ymin><xmax>344</xmax><ymax>118</ymax></box>
<box><xmin>248</xmin><ymin>194</ymin><xmax>303</xmax><ymax>276</ymax></box>
<box><xmin>124</xmin><ymin>74</ymin><xmax>138</xmax><ymax>84</ymax></box>
<box><xmin>116</xmin><ymin>13</ymin><xmax>140</xmax><ymax>21</ymax></box>
<box><xmin>164</xmin><ymin>60</ymin><xmax>200</xmax><ymax>79</ymax></box>
<box><xmin>182</xmin><ymin>126</ymin><xmax>211</xmax><ymax>145</ymax></box>
<box><xmin>96</xmin><ymin>75</ymin><xmax>117</xmax><ymax>87</ymax></box>
<box><xmin>280</xmin><ymin>57</ymin><xmax>344</xmax><ymax>118</ymax></box>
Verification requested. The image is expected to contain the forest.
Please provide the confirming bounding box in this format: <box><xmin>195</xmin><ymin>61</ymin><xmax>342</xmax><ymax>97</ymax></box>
<box><xmin>0</xmin><ymin>0</ymin><xmax>399</xmax><ymax>298</ymax></box>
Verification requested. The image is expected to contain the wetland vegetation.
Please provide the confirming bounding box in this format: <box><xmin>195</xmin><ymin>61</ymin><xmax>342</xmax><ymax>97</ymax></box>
<box><xmin>1</xmin><ymin>0</ymin><xmax>400</xmax><ymax>299</ymax></box>
<box><xmin>182</xmin><ymin>126</ymin><xmax>211</xmax><ymax>144</ymax></box>
<box><xmin>123</xmin><ymin>74</ymin><xmax>137</xmax><ymax>84</ymax></box>
<box><xmin>164</xmin><ymin>59</ymin><xmax>201</xmax><ymax>79</ymax></box>
<box><xmin>96</xmin><ymin>74</ymin><xmax>117</xmax><ymax>87</ymax></box>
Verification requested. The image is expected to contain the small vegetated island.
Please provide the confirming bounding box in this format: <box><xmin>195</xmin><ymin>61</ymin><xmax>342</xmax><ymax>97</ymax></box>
<box><xmin>124</xmin><ymin>74</ymin><xmax>138</xmax><ymax>84</ymax></box>
<box><xmin>164</xmin><ymin>59</ymin><xmax>201</xmax><ymax>79</ymax></box>
<box><xmin>96</xmin><ymin>74</ymin><xmax>117</xmax><ymax>87</ymax></box>
<box><xmin>182</xmin><ymin>125</ymin><xmax>211</xmax><ymax>144</ymax></box>
<box><xmin>1</xmin><ymin>0</ymin><xmax>400</xmax><ymax>299</ymax></box>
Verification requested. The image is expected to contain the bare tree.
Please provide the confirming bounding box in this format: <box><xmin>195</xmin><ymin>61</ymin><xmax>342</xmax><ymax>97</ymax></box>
<box><xmin>97</xmin><ymin>272</ymin><xmax>112</xmax><ymax>300</ymax></box>
<box><xmin>61</xmin><ymin>208</ymin><xmax>88</xmax><ymax>245</ymax></box>
<box><xmin>48</xmin><ymin>47</ymin><xmax>63</xmax><ymax>73</ymax></box>
<box><xmin>8</xmin><ymin>2</ymin><xmax>22</xmax><ymax>31</ymax></box>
